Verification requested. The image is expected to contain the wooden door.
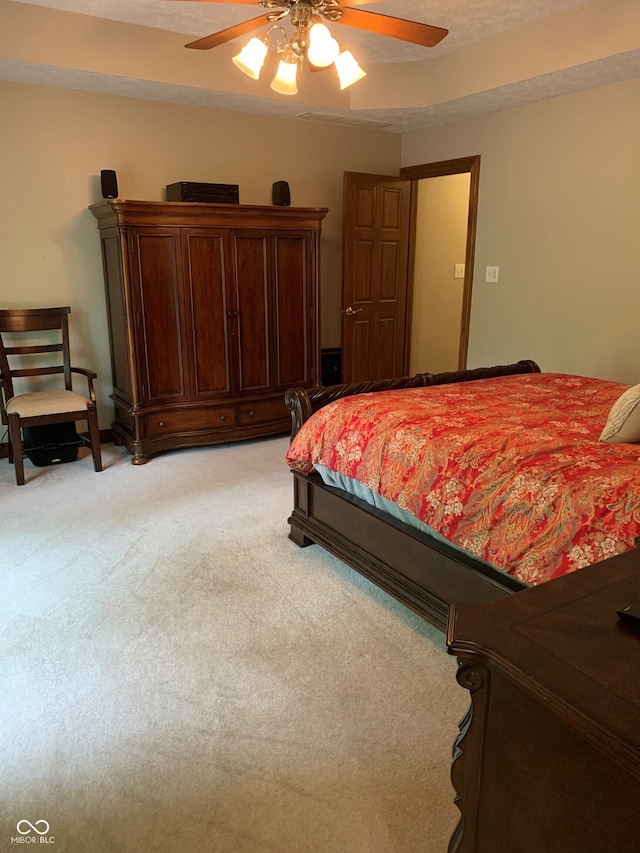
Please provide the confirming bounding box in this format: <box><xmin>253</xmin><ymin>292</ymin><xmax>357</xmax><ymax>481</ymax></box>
<box><xmin>129</xmin><ymin>227</ymin><xmax>189</xmax><ymax>405</ymax></box>
<box><xmin>342</xmin><ymin>172</ymin><xmax>411</xmax><ymax>382</ymax></box>
<box><xmin>182</xmin><ymin>229</ymin><xmax>234</xmax><ymax>401</ymax></box>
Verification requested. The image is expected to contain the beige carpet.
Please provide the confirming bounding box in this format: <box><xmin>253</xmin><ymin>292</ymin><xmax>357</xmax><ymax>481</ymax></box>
<box><xmin>0</xmin><ymin>436</ymin><xmax>468</xmax><ymax>853</ymax></box>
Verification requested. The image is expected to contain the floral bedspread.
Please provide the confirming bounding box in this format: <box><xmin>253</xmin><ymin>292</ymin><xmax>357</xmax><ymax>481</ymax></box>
<box><xmin>286</xmin><ymin>373</ymin><xmax>640</xmax><ymax>585</ymax></box>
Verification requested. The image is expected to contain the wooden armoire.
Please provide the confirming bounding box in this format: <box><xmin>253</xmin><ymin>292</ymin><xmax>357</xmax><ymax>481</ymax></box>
<box><xmin>90</xmin><ymin>200</ymin><xmax>327</xmax><ymax>464</ymax></box>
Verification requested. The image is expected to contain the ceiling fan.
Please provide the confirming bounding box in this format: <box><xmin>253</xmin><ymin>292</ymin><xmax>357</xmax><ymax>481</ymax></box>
<box><xmin>173</xmin><ymin>0</ymin><xmax>449</xmax><ymax>94</ymax></box>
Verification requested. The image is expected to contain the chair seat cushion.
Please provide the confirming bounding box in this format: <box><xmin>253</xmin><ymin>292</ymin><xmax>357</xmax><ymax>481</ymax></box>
<box><xmin>6</xmin><ymin>390</ymin><xmax>92</xmax><ymax>417</ymax></box>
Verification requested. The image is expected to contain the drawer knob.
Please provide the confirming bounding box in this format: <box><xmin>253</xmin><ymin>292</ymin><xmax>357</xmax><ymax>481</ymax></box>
<box><xmin>248</xmin><ymin>409</ymin><xmax>255</xmax><ymax>417</ymax></box>
<box><xmin>220</xmin><ymin>414</ymin><xmax>227</xmax><ymax>421</ymax></box>
<box><xmin>159</xmin><ymin>421</ymin><xmax>166</xmax><ymax>427</ymax></box>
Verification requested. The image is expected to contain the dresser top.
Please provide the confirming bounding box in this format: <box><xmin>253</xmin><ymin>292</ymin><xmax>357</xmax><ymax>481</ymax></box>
<box><xmin>448</xmin><ymin>549</ymin><xmax>640</xmax><ymax>778</ymax></box>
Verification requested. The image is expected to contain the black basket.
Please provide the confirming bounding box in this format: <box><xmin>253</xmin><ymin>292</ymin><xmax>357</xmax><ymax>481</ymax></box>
<box><xmin>23</xmin><ymin>423</ymin><xmax>79</xmax><ymax>467</ymax></box>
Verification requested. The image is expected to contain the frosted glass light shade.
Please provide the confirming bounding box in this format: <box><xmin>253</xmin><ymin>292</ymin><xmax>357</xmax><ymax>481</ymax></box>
<box><xmin>232</xmin><ymin>38</ymin><xmax>268</xmax><ymax>79</ymax></box>
<box><xmin>271</xmin><ymin>57</ymin><xmax>298</xmax><ymax>95</ymax></box>
<box><xmin>307</xmin><ymin>23</ymin><xmax>340</xmax><ymax>68</ymax></box>
<box><xmin>335</xmin><ymin>50</ymin><xmax>366</xmax><ymax>89</ymax></box>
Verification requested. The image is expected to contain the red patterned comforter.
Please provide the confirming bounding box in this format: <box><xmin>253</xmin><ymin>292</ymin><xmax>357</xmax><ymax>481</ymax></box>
<box><xmin>286</xmin><ymin>373</ymin><xmax>640</xmax><ymax>585</ymax></box>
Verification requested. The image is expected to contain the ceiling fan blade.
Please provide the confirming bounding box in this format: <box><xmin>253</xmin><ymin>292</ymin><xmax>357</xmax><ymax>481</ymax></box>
<box><xmin>336</xmin><ymin>8</ymin><xmax>448</xmax><ymax>48</ymax></box>
<box><xmin>185</xmin><ymin>13</ymin><xmax>272</xmax><ymax>49</ymax></box>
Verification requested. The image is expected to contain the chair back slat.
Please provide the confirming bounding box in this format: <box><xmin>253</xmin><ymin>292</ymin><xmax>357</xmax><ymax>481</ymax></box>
<box><xmin>4</xmin><ymin>343</ymin><xmax>64</xmax><ymax>356</ymax></box>
<box><xmin>10</xmin><ymin>366</ymin><xmax>64</xmax><ymax>378</ymax></box>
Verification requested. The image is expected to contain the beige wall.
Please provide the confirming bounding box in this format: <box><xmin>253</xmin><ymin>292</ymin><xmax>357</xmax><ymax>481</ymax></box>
<box><xmin>0</xmin><ymin>80</ymin><xmax>400</xmax><ymax>427</ymax></box>
<box><xmin>402</xmin><ymin>77</ymin><xmax>640</xmax><ymax>385</ymax></box>
<box><xmin>409</xmin><ymin>173</ymin><xmax>470</xmax><ymax>374</ymax></box>
<box><xmin>3</xmin><ymin>72</ymin><xmax>640</xmax><ymax>437</ymax></box>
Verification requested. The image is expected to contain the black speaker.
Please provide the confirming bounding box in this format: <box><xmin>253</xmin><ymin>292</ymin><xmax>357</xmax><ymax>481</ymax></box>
<box><xmin>101</xmin><ymin>169</ymin><xmax>119</xmax><ymax>199</ymax></box>
<box><xmin>272</xmin><ymin>181</ymin><xmax>290</xmax><ymax>206</ymax></box>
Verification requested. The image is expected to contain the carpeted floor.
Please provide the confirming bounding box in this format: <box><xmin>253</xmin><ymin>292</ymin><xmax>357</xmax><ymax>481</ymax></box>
<box><xmin>0</xmin><ymin>436</ymin><xmax>468</xmax><ymax>853</ymax></box>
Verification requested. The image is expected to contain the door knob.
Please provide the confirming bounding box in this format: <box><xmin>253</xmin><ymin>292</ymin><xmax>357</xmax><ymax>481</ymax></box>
<box><xmin>343</xmin><ymin>306</ymin><xmax>363</xmax><ymax>316</ymax></box>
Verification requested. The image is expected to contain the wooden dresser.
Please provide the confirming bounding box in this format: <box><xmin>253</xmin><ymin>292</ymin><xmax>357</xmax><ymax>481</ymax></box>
<box><xmin>447</xmin><ymin>550</ymin><xmax>640</xmax><ymax>853</ymax></box>
<box><xmin>90</xmin><ymin>200</ymin><xmax>327</xmax><ymax>463</ymax></box>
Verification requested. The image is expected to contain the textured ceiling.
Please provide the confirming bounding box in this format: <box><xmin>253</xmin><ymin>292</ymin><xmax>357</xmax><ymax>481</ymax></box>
<box><xmin>8</xmin><ymin>0</ymin><xmax>590</xmax><ymax>62</ymax></box>
<box><xmin>3</xmin><ymin>0</ymin><xmax>639</xmax><ymax>132</ymax></box>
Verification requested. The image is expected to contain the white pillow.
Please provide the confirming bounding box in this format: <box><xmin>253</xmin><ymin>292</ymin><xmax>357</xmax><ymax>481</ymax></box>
<box><xmin>600</xmin><ymin>384</ymin><xmax>640</xmax><ymax>443</ymax></box>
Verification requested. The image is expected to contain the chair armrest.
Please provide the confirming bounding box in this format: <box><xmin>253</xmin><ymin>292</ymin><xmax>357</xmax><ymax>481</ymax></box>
<box><xmin>70</xmin><ymin>366</ymin><xmax>97</xmax><ymax>402</ymax></box>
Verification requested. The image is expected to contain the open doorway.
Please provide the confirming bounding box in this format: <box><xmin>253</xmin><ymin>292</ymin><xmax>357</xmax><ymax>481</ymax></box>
<box><xmin>401</xmin><ymin>156</ymin><xmax>480</xmax><ymax>372</ymax></box>
<box><xmin>407</xmin><ymin>172</ymin><xmax>471</xmax><ymax>373</ymax></box>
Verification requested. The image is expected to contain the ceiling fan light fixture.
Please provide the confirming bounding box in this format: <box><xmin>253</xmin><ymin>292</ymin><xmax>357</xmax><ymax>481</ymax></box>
<box><xmin>335</xmin><ymin>49</ymin><xmax>366</xmax><ymax>90</ymax></box>
<box><xmin>232</xmin><ymin>36</ymin><xmax>268</xmax><ymax>79</ymax></box>
<box><xmin>186</xmin><ymin>2</ymin><xmax>448</xmax><ymax>97</ymax></box>
<box><xmin>270</xmin><ymin>51</ymin><xmax>299</xmax><ymax>95</ymax></box>
<box><xmin>307</xmin><ymin>22</ymin><xmax>340</xmax><ymax>68</ymax></box>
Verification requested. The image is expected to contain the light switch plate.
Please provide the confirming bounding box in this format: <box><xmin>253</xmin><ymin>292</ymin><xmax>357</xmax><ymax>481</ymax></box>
<box><xmin>485</xmin><ymin>265</ymin><xmax>499</xmax><ymax>282</ymax></box>
<box><xmin>454</xmin><ymin>263</ymin><xmax>465</xmax><ymax>279</ymax></box>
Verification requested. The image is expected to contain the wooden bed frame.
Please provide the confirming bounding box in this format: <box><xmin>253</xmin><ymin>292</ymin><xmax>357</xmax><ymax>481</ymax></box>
<box><xmin>286</xmin><ymin>359</ymin><xmax>546</xmax><ymax>632</ymax></box>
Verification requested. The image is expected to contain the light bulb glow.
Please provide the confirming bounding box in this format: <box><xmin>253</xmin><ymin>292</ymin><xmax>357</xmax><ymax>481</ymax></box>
<box><xmin>335</xmin><ymin>49</ymin><xmax>366</xmax><ymax>89</ymax></box>
<box><xmin>271</xmin><ymin>56</ymin><xmax>299</xmax><ymax>95</ymax></box>
<box><xmin>232</xmin><ymin>37</ymin><xmax>268</xmax><ymax>79</ymax></box>
<box><xmin>307</xmin><ymin>22</ymin><xmax>340</xmax><ymax>68</ymax></box>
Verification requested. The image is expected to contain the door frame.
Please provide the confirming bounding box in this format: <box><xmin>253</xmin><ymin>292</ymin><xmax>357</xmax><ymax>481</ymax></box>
<box><xmin>400</xmin><ymin>155</ymin><xmax>481</xmax><ymax>371</ymax></box>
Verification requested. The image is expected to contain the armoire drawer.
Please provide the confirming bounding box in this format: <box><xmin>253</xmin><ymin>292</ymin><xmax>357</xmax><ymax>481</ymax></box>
<box><xmin>146</xmin><ymin>406</ymin><xmax>237</xmax><ymax>437</ymax></box>
<box><xmin>238</xmin><ymin>398</ymin><xmax>288</xmax><ymax>426</ymax></box>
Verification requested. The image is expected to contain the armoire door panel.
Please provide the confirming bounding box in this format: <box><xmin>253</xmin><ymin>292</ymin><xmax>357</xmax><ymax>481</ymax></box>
<box><xmin>134</xmin><ymin>230</ymin><xmax>186</xmax><ymax>402</ymax></box>
<box><xmin>273</xmin><ymin>233</ymin><xmax>311</xmax><ymax>389</ymax></box>
<box><xmin>233</xmin><ymin>233</ymin><xmax>270</xmax><ymax>392</ymax></box>
<box><xmin>183</xmin><ymin>232</ymin><xmax>233</xmax><ymax>398</ymax></box>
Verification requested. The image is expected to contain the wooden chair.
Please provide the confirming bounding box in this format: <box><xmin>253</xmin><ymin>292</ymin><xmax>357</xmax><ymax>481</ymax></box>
<box><xmin>0</xmin><ymin>307</ymin><xmax>103</xmax><ymax>485</ymax></box>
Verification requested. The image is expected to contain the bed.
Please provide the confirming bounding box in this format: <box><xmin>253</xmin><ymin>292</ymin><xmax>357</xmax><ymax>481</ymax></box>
<box><xmin>285</xmin><ymin>360</ymin><xmax>640</xmax><ymax>630</ymax></box>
